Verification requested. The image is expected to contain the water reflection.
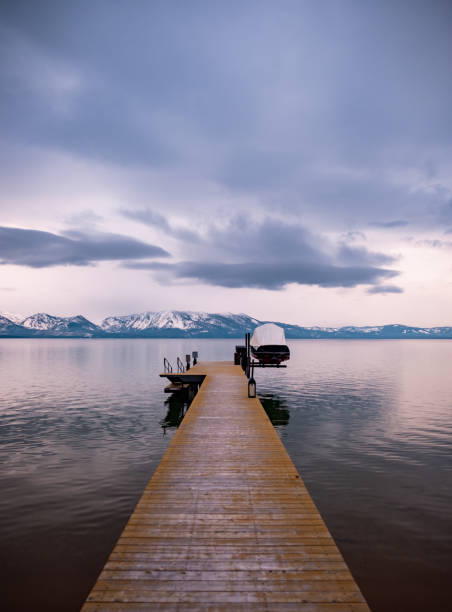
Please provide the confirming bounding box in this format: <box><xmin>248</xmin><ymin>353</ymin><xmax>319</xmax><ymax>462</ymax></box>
<box><xmin>161</xmin><ymin>389</ymin><xmax>290</xmax><ymax>432</ymax></box>
<box><xmin>1</xmin><ymin>338</ymin><xmax>452</xmax><ymax>612</ymax></box>
<box><xmin>161</xmin><ymin>392</ymin><xmax>190</xmax><ymax>431</ymax></box>
<box><xmin>259</xmin><ymin>392</ymin><xmax>290</xmax><ymax>427</ymax></box>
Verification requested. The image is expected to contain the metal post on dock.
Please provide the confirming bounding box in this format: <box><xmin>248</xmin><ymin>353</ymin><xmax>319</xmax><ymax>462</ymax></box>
<box><xmin>245</xmin><ymin>332</ymin><xmax>251</xmax><ymax>378</ymax></box>
<box><xmin>235</xmin><ymin>344</ymin><xmax>247</xmax><ymax>370</ymax></box>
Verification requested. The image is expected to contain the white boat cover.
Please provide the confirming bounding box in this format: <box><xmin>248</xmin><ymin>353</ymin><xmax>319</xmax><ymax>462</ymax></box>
<box><xmin>250</xmin><ymin>323</ymin><xmax>287</xmax><ymax>347</ymax></box>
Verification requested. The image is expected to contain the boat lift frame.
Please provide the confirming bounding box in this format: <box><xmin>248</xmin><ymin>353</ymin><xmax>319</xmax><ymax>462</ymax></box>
<box><xmin>236</xmin><ymin>333</ymin><xmax>287</xmax><ymax>379</ymax></box>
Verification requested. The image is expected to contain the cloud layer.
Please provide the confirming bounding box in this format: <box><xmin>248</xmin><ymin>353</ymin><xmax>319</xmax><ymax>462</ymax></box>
<box><xmin>0</xmin><ymin>227</ymin><xmax>169</xmax><ymax>267</ymax></box>
<box><xmin>2</xmin><ymin>0</ymin><xmax>452</xmax><ymax>230</ymax></box>
<box><xmin>126</xmin><ymin>260</ymin><xmax>397</xmax><ymax>290</ymax></box>
<box><xmin>0</xmin><ymin>1</ymin><xmax>451</xmax><ymax>322</ymax></box>
<box><xmin>123</xmin><ymin>213</ymin><xmax>399</xmax><ymax>290</ymax></box>
<box><xmin>367</xmin><ymin>285</ymin><xmax>404</xmax><ymax>295</ymax></box>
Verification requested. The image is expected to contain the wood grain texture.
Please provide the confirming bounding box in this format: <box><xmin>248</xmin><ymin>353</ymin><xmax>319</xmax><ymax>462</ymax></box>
<box><xmin>82</xmin><ymin>362</ymin><xmax>370</xmax><ymax>611</ymax></box>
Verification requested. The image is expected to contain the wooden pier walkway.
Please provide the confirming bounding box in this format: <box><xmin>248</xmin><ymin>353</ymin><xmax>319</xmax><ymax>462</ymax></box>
<box><xmin>82</xmin><ymin>362</ymin><xmax>370</xmax><ymax>611</ymax></box>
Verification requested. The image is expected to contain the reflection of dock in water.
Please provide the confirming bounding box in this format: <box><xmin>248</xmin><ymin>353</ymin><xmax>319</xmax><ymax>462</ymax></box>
<box><xmin>161</xmin><ymin>392</ymin><xmax>189</xmax><ymax>431</ymax></box>
<box><xmin>260</xmin><ymin>393</ymin><xmax>290</xmax><ymax>427</ymax></box>
<box><xmin>162</xmin><ymin>386</ymin><xmax>290</xmax><ymax>432</ymax></box>
<box><xmin>83</xmin><ymin>361</ymin><xmax>370</xmax><ymax>611</ymax></box>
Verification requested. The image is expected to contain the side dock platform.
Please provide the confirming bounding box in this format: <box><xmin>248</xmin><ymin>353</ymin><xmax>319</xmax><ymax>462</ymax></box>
<box><xmin>82</xmin><ymin>361</ymin><xmax>370</xmax><ymax>611</ymax></box>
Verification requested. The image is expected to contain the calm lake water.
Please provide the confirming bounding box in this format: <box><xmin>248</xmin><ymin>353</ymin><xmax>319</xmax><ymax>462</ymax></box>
<box><xmin>1</xmin><ymin>338</ymin><xmax>451</xmax><ymax>611</ymax></box>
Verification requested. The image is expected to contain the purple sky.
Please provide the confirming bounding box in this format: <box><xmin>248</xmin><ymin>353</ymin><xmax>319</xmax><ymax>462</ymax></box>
<box><xmin>1</xmin><ymin>0</ymin><xmax>452</xmax><ymax>325</ymax></box>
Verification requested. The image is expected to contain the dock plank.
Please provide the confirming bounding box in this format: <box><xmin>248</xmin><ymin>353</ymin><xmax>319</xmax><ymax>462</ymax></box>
<box><xmin>82</xmin><ymin>362</ymin><xmax>370</xmax><ymax>611</ymax></box>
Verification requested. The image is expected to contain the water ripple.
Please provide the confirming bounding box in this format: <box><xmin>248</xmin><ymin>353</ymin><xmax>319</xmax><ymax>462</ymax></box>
<box><xmin>1</xmin><ymin>338</ymin><xmax>452</xmax><ymax>612</ymax></box>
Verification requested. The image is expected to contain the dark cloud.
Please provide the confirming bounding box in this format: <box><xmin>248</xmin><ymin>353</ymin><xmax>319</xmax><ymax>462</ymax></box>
<box><xmin>121</xmin><ymin>208</ymin><xmax>199</xmax><ymax>243</ymax></box>
<box><xmin>0</xmin><ymin>226</ymin><xmax>169</xmax><ymax>268</ymax></box>
<box><xmin>122</xmin><ymin>215</ymin><xmax>398</xmax><ymax>290</ymax></box>
<box><xmin>367</xmin><ymin>285</ymin><xmax>404</xmax><ymax>295</ymax></box>
<box><xmin>341</xmin><ymin>231</ymin><xmax>366</xmax><ymax>242</ymax></box>
<box><xmin>121</xmin><ymin>208</ymin><xmax>171</xmax><ymax>232</ymax></box>
<box><xmin>203</xmin><ymin>216</ymin><xmax>327</xmax><ymax>264</ymax></box>
<box><xmin>370</xmin><ymin>220</ymin><xmax>408</xmax><ymax>228</ymax></box>
<box><xmin>415</xmin><ymin>238</ymin><xmax>452</xmax><ymax>248</ymax></box>
<box><xmin>122</xmin><ymin>211</ymin><xmax>397</xmax><ymax>268</ymax></box>
<box><xmin>200</xmin><ymin>215</ymin><xmax>397</xmax><ymax>269</ymax></box>
<box><xmin>336</xmin><ymin>244</ymin><xmax>396</xmax><ymax>266</ymax></box>
<box><xmin>124</xmin><ymin>260</ymin><xmax>397</xmax><ymax>290</ymax></box>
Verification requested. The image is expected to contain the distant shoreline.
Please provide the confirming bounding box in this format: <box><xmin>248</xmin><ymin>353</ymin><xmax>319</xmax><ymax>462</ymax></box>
<box><xmin>2</xmin><ymin>335</ymin><xmax>452</xmax><ymax>340</ymax></box>
<box><xmin>2</xmin><ymin>311</ymin><xmax>452</xmax><ymax>339</ymax></box>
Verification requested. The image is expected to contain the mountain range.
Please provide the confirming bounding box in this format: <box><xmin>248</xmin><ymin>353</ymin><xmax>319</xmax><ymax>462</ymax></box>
<box><xmin>1</xmin><ymin>310</ymin><xmax>452</xmax><ymax>339</ymax></box>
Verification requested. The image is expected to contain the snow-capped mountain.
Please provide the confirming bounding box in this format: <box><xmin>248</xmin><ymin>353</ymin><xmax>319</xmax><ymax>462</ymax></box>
<box><xmin>0</xmin><ymin>314</ymin><xmax>32</xmax><ymax>336</ymax></box>
<box><xmin>22</xmin><ymin>313</ymin><xmax>64</xmax><ymax>330</ymax></box>
<box><xmin>1</xmin><ymin>310</ymin><xmax>452</xmax><ymax>338</ymax></box>
<box><xmin>0</xmin><ymin>311</ymin><xmax>25</xmax><ymax>324</ymax></box>
<box><xmin>21</xmin><ymin>313</ymin><xmax>101</xmax><ymax>336</ymax></box>
<box><xmin>101</xmin><ymin>311</ymin><xmax>260</xmax><ymax>337</ymax></box>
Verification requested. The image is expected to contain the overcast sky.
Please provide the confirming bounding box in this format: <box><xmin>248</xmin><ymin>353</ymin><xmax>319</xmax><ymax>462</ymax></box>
<box><xmin>1</xmin><ymin>0</ymin><xmax>452</xmax><ymax>325</ymax></box>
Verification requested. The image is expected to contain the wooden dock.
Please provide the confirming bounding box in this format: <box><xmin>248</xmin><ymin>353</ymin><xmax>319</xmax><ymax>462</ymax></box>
<box><xmin>82</xmin><ymin>361</ymin><xmax>370</xmax><ymax>611</ymax></box>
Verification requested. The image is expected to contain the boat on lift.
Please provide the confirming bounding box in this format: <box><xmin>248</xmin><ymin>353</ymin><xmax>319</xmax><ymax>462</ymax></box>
<box><xmin>250</xmin><ymin>323</ymin><xmax>290</xmax><ymax>365</ymax></box>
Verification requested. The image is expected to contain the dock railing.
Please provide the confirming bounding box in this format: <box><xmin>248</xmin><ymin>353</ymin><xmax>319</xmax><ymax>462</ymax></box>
<box><xmin>163</xmin><ymin>357</ymin><xmax>187</xmax><ymax>373</ymax></box>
